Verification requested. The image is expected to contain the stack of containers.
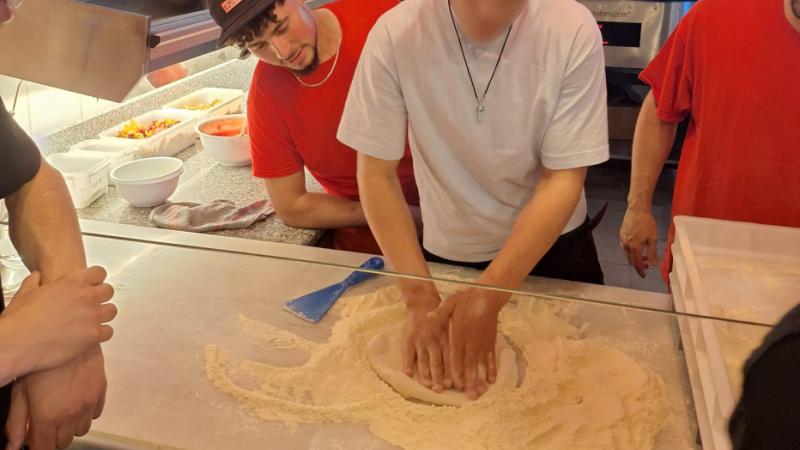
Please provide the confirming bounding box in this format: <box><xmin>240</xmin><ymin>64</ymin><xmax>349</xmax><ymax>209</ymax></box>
<box><xmin>69</xmin><ymin>139</ymin><xmax>139</xmax><ymax>186</ymax></box>
<box><xmin>670</xmin><ymin>216</ymin><xmax>800</xmax><ymax>450</ymax></box>
<box><xmin>46</xmin><ymin>152</ymin><xmax>111</xmax><ymax>209</ymax></box>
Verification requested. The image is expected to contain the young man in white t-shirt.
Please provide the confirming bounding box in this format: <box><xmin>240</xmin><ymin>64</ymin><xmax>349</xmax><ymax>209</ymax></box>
<box><xmin>338</xmin><ymin>0</ymin><xmax>609</xmax><ymax>399</ymax></box>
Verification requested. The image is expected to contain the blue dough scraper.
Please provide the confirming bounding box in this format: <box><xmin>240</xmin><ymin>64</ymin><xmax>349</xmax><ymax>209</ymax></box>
<box><xmin>283</xmin><ymin>257</ymin><xmax>384</xmax><ymax>323</ymax></box>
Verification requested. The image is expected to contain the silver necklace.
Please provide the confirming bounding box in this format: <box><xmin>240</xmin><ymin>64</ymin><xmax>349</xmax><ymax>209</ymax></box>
<box><xmin>448</xmin><ymin>0</ymin><xmax>512</xmax><ymax>123</ymax></box>
<box><xmin>292</xmin><ymin>44</ymin><xmax>341</xmax><ymax>88</ymax></box>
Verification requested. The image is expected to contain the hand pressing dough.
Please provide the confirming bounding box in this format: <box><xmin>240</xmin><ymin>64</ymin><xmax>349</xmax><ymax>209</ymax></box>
<box><xmin>205</xmin><ymin>284</ymin><xmax>673</xmax><ymax>449</ymax></box>
<box><xmin>367</xmin><ymin>324</ymin><xmax>518</xmax><ymax>406</ymax></box>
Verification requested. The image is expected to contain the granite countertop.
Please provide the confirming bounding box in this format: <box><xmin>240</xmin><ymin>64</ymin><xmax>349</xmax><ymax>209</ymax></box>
<box><xmin>48</xmin><ymin>58</ymin><xmax>324</xmax><ymax>246</ymax></box>
<box><xmin>77</xmin><ymin>141</ymin><xmax>325</xmax><ymax>246</ymax></box>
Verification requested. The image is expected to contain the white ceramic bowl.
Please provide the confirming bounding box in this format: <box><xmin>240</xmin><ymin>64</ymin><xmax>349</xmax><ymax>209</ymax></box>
<box><xmin>110</xmin><ymin>157</ymin><xmax>183</xmax><ymax>207</ymax></box>
<box><xmin>195</xmin><ymin>114</ymin><xmax>251</xmax><ymax>167</ymax></box>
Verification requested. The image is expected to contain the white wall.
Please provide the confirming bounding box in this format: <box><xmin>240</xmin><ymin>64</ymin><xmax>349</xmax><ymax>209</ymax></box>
<box><xmin>0</xmin><ymin>48</ymin><xmax>241</xmax><ymax>147</ymax></box>
<box><xmin>0</xmin><ymin>75</ymin><xmax>119</xmax><ymax>144</ymax></box>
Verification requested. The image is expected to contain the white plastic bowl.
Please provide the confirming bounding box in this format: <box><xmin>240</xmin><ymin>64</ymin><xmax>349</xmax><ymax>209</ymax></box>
<box><xmin>110</xmin><ymin>157</ymin><xmax>184</xmax><ymax>207</ymax></box>
<box><xmin>195</xmin><ymin>114</ymin><xmax>251</xmax><ymax>167</ymax></box>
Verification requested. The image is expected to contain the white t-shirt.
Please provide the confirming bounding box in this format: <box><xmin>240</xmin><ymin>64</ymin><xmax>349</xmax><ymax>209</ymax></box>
<box><xmin>338</xmin><ymin>0</ymin><xmax>610</xmax><ymax>262</ymax></box>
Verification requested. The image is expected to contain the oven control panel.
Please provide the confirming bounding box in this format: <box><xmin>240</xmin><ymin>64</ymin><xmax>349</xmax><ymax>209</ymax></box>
<box><xmin>577</xmin><ymin>1</ymin><xmax>693</xmax><ymax>69</ymax></box>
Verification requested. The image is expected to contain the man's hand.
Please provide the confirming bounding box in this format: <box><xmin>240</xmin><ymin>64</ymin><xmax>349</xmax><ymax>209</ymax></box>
<box><xmin>429</xmin><ymin>288</ymin><xmax>507</xmax><ymax>400</ymax></box>
<box><xmin>5</xmin><ymin>348</ymin><xmax>108</xmax><ymax>450</ymax></box>
<box><xmin>402</xmin><ymin>285</ymin><xmax>453</xmax><ymax>393</ymax></box>
<box><xmin>620</xmin><ymin>207</ymin><xmax>660</xmax><ymax>277</ymax></box>
<box><xmin>0</xmin><ymin>267</ymin><xmax>116</xmax><ymax>383</ymax></box>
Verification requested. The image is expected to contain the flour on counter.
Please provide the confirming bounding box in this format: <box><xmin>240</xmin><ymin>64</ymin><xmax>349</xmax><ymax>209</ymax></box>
<box><xmin>205</xmin><ymin>285</ymin><xmax>669</xmax><ymax>450</ymax></box>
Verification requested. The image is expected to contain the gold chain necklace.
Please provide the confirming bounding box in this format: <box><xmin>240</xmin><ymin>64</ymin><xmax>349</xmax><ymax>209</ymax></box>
<box><xmin>292</xmin><ymin>44</ymin><xmax>341</xmax><ymax>88</ymax></box>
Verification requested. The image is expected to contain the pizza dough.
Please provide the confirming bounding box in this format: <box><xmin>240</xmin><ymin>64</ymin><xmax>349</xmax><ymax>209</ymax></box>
<box><xmin>366</xmin><ymin>324</ymin><xmax>518</xmax><ymax>406</ymax></box>
<box><xmin>205</xmin><ymin>283</ymin><xmax>672</xmax><ymax>449</ymax></box>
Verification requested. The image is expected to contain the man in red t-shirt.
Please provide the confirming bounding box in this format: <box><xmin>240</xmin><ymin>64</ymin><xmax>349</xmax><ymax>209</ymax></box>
<box><xmin>209</xmin><ymin>0</ymin><xmax>419</xmax><ymax>254</ymax></box>
<box><xmin>620</xmin><ymin>0</ymin><xmax>800</xmax><ymax>283</ymax></box>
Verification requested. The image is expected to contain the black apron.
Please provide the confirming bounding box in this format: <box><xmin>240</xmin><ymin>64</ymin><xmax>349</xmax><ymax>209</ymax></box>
<box><xmin>423</xmin><ymin>203</ymin><xmax>607</xmax><ymax>285</ymax></box>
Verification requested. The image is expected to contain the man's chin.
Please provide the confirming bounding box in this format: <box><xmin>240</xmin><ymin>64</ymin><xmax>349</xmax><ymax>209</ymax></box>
<box><xmin>0</xmin><ymin>1</ymin><xmax>14</xmax><ymax>25</ymax></box>
<box><xmin>294</xmin><ymin>54</ymin><xmax>320</xmax><ymax>77</ymax></box>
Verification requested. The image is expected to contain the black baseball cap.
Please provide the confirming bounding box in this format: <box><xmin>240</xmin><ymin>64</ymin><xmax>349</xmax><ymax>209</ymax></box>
<box><xmin>210</xmin><ymin>0</ymin><xmax>278</xmax><ymax>47</ymax></box>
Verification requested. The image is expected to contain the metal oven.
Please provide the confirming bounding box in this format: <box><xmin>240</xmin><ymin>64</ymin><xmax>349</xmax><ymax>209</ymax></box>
<box><xmin>578</xmin><ymin>0</ymin><xmax>694</xmax><ymax>70</ymax></box>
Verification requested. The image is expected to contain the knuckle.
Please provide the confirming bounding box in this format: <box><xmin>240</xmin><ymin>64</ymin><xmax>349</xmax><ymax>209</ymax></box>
<box><xmin>67</xmin><ymin>406</ymin><xmax>83</xmax><ymax>419</ymax></box>
<box><xmin>87</xmin><ymin>326</ymin><xmax>103</xmax><ymax>343</ymax></box>
<box><xmin>90</xmin><ymin>265</ymin><xmax>108</xmax><ymax>280</ymax></box>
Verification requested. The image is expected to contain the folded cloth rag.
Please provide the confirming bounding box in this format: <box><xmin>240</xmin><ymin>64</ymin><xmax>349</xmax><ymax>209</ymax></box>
<box><xmin>149</xmin><ymin>199</ymin><xmax>274</xmax><ymax>233</ymax></box>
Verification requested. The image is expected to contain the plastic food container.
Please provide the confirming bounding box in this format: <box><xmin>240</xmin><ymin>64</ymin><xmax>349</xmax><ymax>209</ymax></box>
<box><xmin>98</xmin><ymin>109</ymin><xmax>198</xmax><ymax>158</ymax></box>
<box><xmin>110</xmin><ymin>157</ymin><xmax>184</xmax><ymax>207</ymax></box>
<box><xmin>162</xmin><ymin>88</ymin><xmax>244</xmax><ymax>119</ymax></box>
<box><xmin>671</xmin><ymin>215</ymin><xmax>800</xmax><ymax>450</ymax></box>
<box><xmin>68</xmin><ymin>139</ymin><xmax>139</xmax><ymax>186</ymax></box>
<box><xmin>195</xmin><ymin>114</ymin><xmax>251</xmax><ymax>166</ymax></box>
<box><xmin>46</xmin><ymin>153</ymin><xmax>111</xmax><ymax>209</ymax></box>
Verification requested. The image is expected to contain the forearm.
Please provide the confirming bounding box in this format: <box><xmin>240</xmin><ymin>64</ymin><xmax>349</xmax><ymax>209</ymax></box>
<box><xmin>358</xmin><ymin>160</ymin><xmax>433</xmax><ymax>303</ymax></box>
<box><xmin>481</xmin><ymin>168</ymin><xmax>587</xmax><ymax>293</ymax></box>
<box><xmin>0</xmin><ymin>322</ymin><xmax>35</xmax><ymax>386</ymax></box>
<box><xmin>277</xmin><ymin>192</ymin><xmax>367</xmax><ymax>229</ymax></box>
<box><xmin>628</xmin><ymin>92</ymin><xmax>678</xmax><ymax>212</ymax></box>
<box><xmin>5</xmin><ymin>160</ymin><xmax>86</xmax><ymax>283</ymax></box>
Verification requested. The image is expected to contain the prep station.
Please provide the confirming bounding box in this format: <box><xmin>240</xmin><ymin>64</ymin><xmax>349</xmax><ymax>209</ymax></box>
<box><xmin>1</xmin><ymin>216</ymin><xmax>795</xmax><ymax>450</ymax></box>
<box><xmin>0</xmin><ymin>1</ymin><xmax>798</xmax><ymax>450</ymax></box>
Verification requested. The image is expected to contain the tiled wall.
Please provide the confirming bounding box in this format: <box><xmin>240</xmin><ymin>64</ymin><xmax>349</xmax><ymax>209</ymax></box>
<box><xmin>41</xmin><ymin>56</ymin><xmax>256</xmax><ymax>156</ymax></box>
<box><xmin>0</xmin><ymin>76</ymin><xmax>119</xmax><ymax>145</ymax></box>
<box><xmin>0</xmin><ymin>47</ymin><xmax>242</xmax><ymax>148</ymax></box>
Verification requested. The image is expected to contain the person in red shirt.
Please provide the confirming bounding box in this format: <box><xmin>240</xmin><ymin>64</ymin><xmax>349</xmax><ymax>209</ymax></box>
<box><xmin>209</xmin><ymin>0</ymin><xmax>419</xmax><ymax>254</ymax></box>
<box><xmin>620</xmin><ymin>0</ymin><xmax>800</xmax><ymax>283</ymax></box>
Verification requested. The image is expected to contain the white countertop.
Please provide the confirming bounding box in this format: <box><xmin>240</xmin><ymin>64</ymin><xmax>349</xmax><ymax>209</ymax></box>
<box><xmin>56</xmin><ymin>221</ymin><xmax>695</xmax><ymax>449</ymax></box>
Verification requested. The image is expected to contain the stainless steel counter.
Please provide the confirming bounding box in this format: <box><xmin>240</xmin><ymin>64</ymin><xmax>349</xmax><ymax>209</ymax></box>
<box><xmin>61</xmin><ymin>222</ymin><xmax>697</xmax><ymax>449</ymax></box>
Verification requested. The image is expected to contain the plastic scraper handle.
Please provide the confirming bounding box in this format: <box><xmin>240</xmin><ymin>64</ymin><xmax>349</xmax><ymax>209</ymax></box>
<box><xmin>283</xmin><ymin>257</ymin><xmax>385</xmax><ymax>323</ymax></box>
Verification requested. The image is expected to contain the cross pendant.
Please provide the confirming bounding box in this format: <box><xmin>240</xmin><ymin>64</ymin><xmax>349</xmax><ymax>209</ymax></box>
<box><xmin>476</xmin><ymin>97</ymin><xmax>486</xmax><ymax>124</ymax></box>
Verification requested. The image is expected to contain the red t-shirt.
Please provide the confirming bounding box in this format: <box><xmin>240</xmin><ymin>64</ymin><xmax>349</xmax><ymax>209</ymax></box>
<box><xmin>247</xmin><ymin>0</ymin><xmax>418</xmax><ymax>204</ymax></box>
<box><xmin>639</xmin><ymin>0</ymin><xmax>800</xmax><ymax>281</ymax></box>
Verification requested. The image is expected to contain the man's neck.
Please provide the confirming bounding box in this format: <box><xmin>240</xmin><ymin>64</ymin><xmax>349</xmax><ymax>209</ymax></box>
<box><xmin>787</xmin><ymin>0</ymin><xmax>800</xmax><ymax>33</ymax></box>
<box><xmin>313</xmin><ymin>9</ymin><xmax>342</xmax><ymax>63</ymax></box>
<box><xmin>450</xmin><ymin>0</ymin><xmax>520</xmax><ymax>45</ymax></box>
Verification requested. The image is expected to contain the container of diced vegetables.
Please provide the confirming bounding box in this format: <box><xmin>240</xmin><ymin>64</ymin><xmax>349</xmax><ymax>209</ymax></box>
<box><xmin>98</xmin><ymin>109</ymin><xmax>198</xmax><ymax>158</ymax></box>
<box><xmin>161</xmin><ymin>87</ymin><xmax>244</xmax><ymax>119</ymax></box>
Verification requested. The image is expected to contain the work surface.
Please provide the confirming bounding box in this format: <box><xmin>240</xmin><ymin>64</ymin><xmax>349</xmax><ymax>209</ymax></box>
<box><xmin>75</xmin><ymin>144</ymin><xmax>324</xmax><ymax>246</ymax></box>
<box><xmin>67</xmin><ymin>225</ymin><xmax>697</xmax><ymax>449</ymax></box>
